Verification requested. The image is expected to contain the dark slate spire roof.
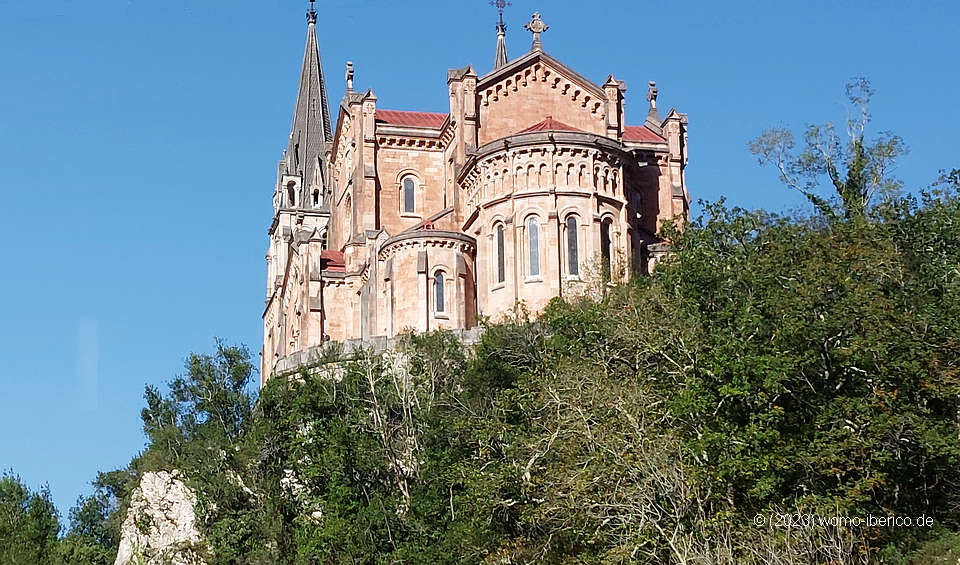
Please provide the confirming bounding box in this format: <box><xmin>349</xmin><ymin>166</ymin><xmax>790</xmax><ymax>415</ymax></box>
<box><xmin>493</xmin><ymin>1</ymin><xmax>509</xmax><ymax>70</ymax></box>
<box><xmin>494</xmin><ymin>22</ymin><xmax>508</xmax><ymax>70</ymax></box>
<box><xmin>285</xmin><ymin>3</ymin><xmax>333</xmax><ymax>198</ymax></box>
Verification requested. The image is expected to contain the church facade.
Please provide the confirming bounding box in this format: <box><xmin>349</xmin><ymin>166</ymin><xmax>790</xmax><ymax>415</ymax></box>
<box><xmin>262</xmin><ymin>4</ymin><xmax>690</xmax><ymax>384</ymax></box>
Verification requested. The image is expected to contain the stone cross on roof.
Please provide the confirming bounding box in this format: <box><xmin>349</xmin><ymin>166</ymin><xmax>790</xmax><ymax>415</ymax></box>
<box><xmin>524</xmin><ymin>12</ymin><xmax>548</xmax><ymax>51</ymax></box>
<box><xmin>306</xmin><ymin>0</ymin><xmax>317</xmax><ymax>24</ymax></box>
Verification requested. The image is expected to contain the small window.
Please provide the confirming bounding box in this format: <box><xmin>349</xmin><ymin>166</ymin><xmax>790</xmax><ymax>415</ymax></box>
<box><xmin>312</xmin><ymin>189</ymin><xmax>320</xmax><ymax>206</ymax></box>
<box><xmin>403</xmin><ymin>177</ymin><xmax>416</xmax><ymax>214</ymax></box>
<box><xmin>527</xmin><ymin>217</ymin><xmax>540</xmax><ymax>277</ymax></box>
<box><xmin>495</xmin><ymin>224</ymin><xmax>505</xmax><ymax>284</ymax></box>
<box><xmin>434</xmin><ymin>272</ymin><xmax>445</xmax><ymax>312</ymax></box>
<box><xmin>566</xmin><ymin>216</ymin><xmax>579</xmax><ymax>276</ymax></box>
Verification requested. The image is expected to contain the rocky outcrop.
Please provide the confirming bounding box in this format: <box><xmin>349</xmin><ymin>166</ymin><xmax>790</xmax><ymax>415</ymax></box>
<box><xmin>114</xmin><ymin>471</ymin><xmax>206</xmax><ymax>565</ymax></box>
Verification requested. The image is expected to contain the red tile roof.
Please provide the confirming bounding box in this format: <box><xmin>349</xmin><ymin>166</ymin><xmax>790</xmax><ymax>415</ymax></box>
<box><xmin>519</xmin><ymin>116</ymin><xmax>584</xmax><ymax>133</ymax></box>
<box><xmin>320</xmin><ymin>250</ymin><xmax>345</xmax><ymax>271</ymax></box>
<box><xmin>375</xmin><ymin>110</ymin><xmax>448</xmax><ymax>128</ymax></box>
<box><xmin>623</xmin><ymin>125</ymin><xmax>666</xmax><ymax>143</ymax></box>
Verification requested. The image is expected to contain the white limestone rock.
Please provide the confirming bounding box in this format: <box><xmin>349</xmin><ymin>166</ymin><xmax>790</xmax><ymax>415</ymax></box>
<box><xmin>114</xmin><ymin>471</ymin><xmax>206</xmax><ymax>565</ymax></box>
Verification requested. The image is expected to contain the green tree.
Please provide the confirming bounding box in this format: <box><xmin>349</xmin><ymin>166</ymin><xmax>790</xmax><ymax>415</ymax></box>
<box><xmin>749</xmin><ymin>77</ymin><xmax>907</xmax><ymax>219</ymax></box>
<box><xmin>57</xmin><ymin>469</ymin><xmax>136</xmax><ymax>565</ymax></box>
<box><xmin>140</xmin><ymin>339</ymin><xmax>255</xmax><ymax>467</ymax></box>
<box><xmin>0</xmin><ymin>472</ymin><xmax>61</xmax><ymax>564</ymax></box>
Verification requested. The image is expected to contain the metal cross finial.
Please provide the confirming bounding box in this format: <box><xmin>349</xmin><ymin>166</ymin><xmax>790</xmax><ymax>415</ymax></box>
<box><xmin>490</xmin><ymin>0</ymin><xmax>511</xmax><ymax>28</ymax></box>
<box><xmin>306</xmin><ymin>0</ymin><xmax>317</xmax><ymax>24</ymax></box>
<box><xmin>524</xmin><ymin>12</ymin><xmax>548</xmax><ymax>51</ymax></box>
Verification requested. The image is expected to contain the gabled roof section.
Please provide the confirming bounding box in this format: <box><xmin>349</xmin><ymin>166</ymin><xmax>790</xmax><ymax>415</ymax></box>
<box><xmin>285</xmin><ymin>15</ymin><xmax>334</xmax><ymax>193</ymax></box>
<box><xmin>519</xmin><ymin>116</ymin><xmax>584</xmax><ymax>134</ymax></box>
<box><xmin>478</xmin><ymin>49</ymin><xmax>606</xmax><ymax>100</ymax></box>
<box><xmin>375</xmin><ymin>110</ymin><xmax>448</xmax><ymax>129</ymax></box>
<box><xmin>623</xmin><ymin>125</ymin><xmax>666</xmax><ymax>143</ymax></box>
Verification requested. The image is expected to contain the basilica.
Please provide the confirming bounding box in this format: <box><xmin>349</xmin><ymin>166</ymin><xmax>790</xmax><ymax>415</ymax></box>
<box><xmin>261</xmin><ymin>3</ymin><xmax>690</xmax><ymax>383</ymax></box>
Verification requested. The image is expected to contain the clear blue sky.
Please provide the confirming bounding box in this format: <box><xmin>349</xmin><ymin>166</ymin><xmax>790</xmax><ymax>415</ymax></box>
<box><xmin>1</xmin><ymin>0</ymin><xmax>957</xmax><ymax>517</ymax></box>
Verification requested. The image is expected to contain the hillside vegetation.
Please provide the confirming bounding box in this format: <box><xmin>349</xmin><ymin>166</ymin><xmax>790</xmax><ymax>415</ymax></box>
<box><xmin>7</xmin><ymin>173</ymin><xmax>960</xmax><ymax>563</ymax></box>
<box><xmin>3</xmin><ymin>80</ymin><xmax>959</xmax><ymax>564</ymax></box>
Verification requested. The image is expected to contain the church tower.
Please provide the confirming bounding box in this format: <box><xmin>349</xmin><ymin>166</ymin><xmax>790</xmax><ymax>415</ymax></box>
<box><xmin>262</xmin><ymin>0</ymin><xmax>336</xmax><ymax>384</ymax></box>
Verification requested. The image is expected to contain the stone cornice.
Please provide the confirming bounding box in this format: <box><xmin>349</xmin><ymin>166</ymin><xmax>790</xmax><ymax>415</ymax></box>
<box><xmin>377</xmin><ymin>135</ymin><xmax>444</xmax><ymax>151</ymax></box>
<box><xmin>456</xmin><ymin>131</ymin><xmax>635</xmax><ymax>186</ymax></box>
<box><xmin>477</xmin><ymin>50</ymin><xmax>606</xmax><ymax>101</ymax></box>
<box><xmin>378</xmin><ymin>230</ymin><xmax>477</xmax><ymax>262</ymax></box>
<box><xmin>267</xmin><ymin>208</ymin><xmax>329</xmax><ymax>236</ymax></box>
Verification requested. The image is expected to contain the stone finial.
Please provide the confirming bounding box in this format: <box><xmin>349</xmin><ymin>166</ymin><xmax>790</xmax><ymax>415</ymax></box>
<box><xmin>345</xmin><ymin>61</ymin><xmax>354</xmax><ymax>92</ymax></box>
<box><xmin>524</xmin><ymin>12</ymin><xmax>549</xmax><ymax>51</ymax></box>
<box><xmin>306</xmin><ymin>0</ymin><xmax>317</xmax><ymax>24</ymax></box>
<box><xmin>646</xmin><ymin>81</ymin><xmax>658</xmax><ymax>110</ymax></box>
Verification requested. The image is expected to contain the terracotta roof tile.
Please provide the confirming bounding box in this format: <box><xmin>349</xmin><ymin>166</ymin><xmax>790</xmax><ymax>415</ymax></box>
<box><xmin>623</xmin><ymin>125</ymin><xmax>666</xmax><ymax>143</ymax></box>
<box><xmin>375</xmin><ymin>110</ymin><xmax>448</xmax><ymax>128</ymax></box>
<box><xmin>519</xmin><ymin>116</ymin><xmax>584</xmax><ymax>133</ymax></box>
<box><xmin>320</xmin><ymin>250</ymin><xmax>345</xmax><ymax>271</ymax></box>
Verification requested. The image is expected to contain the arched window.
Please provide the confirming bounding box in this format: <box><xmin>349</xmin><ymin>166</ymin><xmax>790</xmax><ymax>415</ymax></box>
<box><xmin>402</xmin><ymin>177</ymin><xmax>416</xmax><ymax>214</ymax></box>
<box><xmin>600</xmin><ymin>219</ymin><xmax>612</xmax><ymax>281</ymax></box>
<box><xmin>312</xmin><ymin>189</ymin><xmax>320</xmax><ymax>206</ymax></box>
<box><xmin>566</xmin><ymin>215</ymin><xmax>579</xmax><ymax>276</ymax></box>
<box><xmin>527</xmin><ymin>216</ymin><xmax>540</xmax><ymax>277</ymax></box>
<box><xmin>434</xmin><ymin>272</ymin><xmax>445</xmax><ymax>312</ymax></box>
<box><xmin>495</xmin><ymin>224</ymin><xmax>506</xmax><ymax>284</ymax></box>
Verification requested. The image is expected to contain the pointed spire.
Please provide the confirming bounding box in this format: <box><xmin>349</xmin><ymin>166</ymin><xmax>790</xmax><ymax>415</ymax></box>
<box><xmin>285</xmin><ymin>0</ymin><xmax>334</xmax><ymax>203</ymax></box>
<box><xmin>491</xmin><ymin>0</ymin><xmax>510</xmax><ymax>69</ymax></box>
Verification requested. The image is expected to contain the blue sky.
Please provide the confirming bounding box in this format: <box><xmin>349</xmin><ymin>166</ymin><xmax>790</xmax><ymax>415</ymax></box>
<box><xmin>0</xmin><ymin>0</ymin><xmax>957</xmax><ymax>517</ymax></box>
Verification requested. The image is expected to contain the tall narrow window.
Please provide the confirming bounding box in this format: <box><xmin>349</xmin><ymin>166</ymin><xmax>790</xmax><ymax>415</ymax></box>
<box><xmin>286</xmin><ymin>182</ymin><xmax>296</xmax><ymax>207</ymax></box>
<box><xmin>600</xmin><ymin>220</ymin><xmax>612</xmax><ymax>281</ymax></box>
<box><xmin>496</xmin><ymin>224</ymin><xmax>505</xmax><ymax>284</ymax></box>
<box><xmin>403</xmin><ymin>177</ymin><xmax>415</xmax><ymax>214</ymax></box>
<box><xmin>434</xmin><ymin>272</ymin><xmax>445</xmax><ymax>312</ymax></box>
<box><xmin>527</xmin><ymin>217</ymin><xmax>540</xmax><ymax>277</ymax></box>
<box><xmin>566</xmin><ymin>216</ymin><xmax>579</xmax><ymax>276</ymax></box>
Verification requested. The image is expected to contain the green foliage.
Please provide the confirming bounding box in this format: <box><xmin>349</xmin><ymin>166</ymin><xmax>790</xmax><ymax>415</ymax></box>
<box><xmin>140</xmin><ymin>339</ymin><xmax>255</xmax><ymax>471</ymax></box>
<box><xmin>0</xmin><ymin>472</ymin><xmax>60</xmax><ymax>564</ymax></box>
<box><xmin>9</xmin><ymin>190</ymin><xmax>960</xmax><ymax>562</ymax></box>
<box><xmin>70</xmin><ymin>176</ymin><xmax>952</xmax><ymax>563</ymax></box>
<box><xmin>57</xmin><ymin>481</ymin><xmax>120</xmax><ymax>564</ymax></box>
<box><xmin>749</xmin><ymin>77</ymin><xmax>907</xmax><ymax>219</ymax></box>
<box><xmin>8</xmin><ymin>90</ymin><xmax>959</xmax><ymax>561</ymax></box>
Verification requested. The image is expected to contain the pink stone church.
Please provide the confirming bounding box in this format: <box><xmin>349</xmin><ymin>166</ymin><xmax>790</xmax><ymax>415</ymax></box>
<box><xmin>262</xmin><ymin>3</ymin><xmax>690</xmax><ymax>383</ymax></box>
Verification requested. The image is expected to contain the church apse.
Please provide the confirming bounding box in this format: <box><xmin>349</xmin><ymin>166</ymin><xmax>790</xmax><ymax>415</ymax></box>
<box><xmin>261</xmin><ymin>4</ymin><xmax>689</xmax><ymax>383</ymax></box>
